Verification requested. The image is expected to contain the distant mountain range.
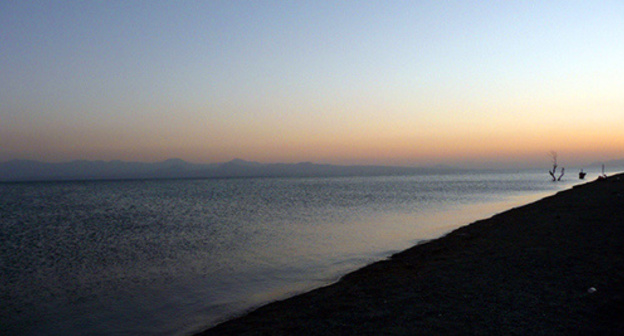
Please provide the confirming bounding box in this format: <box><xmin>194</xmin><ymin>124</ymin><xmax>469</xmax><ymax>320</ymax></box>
<box><xmin>0</xmin><ymin>158</ymin><xmax>464</xmax><ymax>182</ymax></box>
<box><xmin>2</xmin><ymin>157</ymin><xmax>622</xmax><ymax>182</ymax></box>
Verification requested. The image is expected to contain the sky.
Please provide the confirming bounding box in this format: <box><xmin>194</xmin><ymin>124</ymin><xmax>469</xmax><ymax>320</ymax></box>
<box><xmin>2</xmin><ymin>1</ymin><xmax>623</xmax><ymax>169</ymax></box>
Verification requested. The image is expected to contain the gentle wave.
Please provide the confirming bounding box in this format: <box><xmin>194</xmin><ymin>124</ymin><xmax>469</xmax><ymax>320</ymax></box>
<box><xmin>0</xmin><ymin>170</ymin><xmax>599</xmax><ymax>335</ymax></box>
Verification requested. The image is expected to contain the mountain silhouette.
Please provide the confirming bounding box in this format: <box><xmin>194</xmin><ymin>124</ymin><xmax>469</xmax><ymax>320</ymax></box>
<box><xmin>0</xmin><ymin>159</ymin><xmax>464</xmax><ymax>182</ymax></box>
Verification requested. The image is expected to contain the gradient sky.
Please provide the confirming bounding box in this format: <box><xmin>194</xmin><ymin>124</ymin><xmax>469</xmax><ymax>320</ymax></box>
<box><xmin>2</xmin><ymin>1</ymin><xmax>623</xmax><ymax>168</ymax></box>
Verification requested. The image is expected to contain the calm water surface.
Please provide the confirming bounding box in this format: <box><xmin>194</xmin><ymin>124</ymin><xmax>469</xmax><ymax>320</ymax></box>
<box><xmin>0</xmin><ymin>170</ymin><xmax>603</xmax><ymax>335</ymax></box>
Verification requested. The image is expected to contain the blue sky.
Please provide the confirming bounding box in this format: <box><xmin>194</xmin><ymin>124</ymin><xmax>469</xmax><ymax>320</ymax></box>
<box><xmin>2</xmin><ymin>1</ymin><xmax>623</xmax><ymax>168</ymax></box>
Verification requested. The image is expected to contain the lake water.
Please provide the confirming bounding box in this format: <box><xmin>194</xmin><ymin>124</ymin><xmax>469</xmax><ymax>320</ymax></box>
<box><xmin>0</xmin><ymin>169</ymin><xmax>605</xmax><ymax>335</ymax></box>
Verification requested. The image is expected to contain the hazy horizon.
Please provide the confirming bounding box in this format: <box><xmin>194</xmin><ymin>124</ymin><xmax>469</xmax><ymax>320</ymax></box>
<box><xmin>3</xmin><ymin>156</ymin><xmax>622</xmax><ymax>173</ymax></box>
<box><xmin>2</xmin><ymin>2</ymin><xmax>623</xmax><ymax>169</ymax></box>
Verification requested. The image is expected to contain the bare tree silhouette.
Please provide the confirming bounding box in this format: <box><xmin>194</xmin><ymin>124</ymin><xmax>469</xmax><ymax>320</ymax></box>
<box><xmin>548</xmin><ymin>151</ymin><xmax>565</xmax><ymax>181</ymax></box>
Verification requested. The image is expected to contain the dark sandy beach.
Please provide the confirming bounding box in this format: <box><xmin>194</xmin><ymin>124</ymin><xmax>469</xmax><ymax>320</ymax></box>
<box><xmin>198</xmin><ymin>174</ymin><xmax>624</xmax><ymax>335</ymax></box>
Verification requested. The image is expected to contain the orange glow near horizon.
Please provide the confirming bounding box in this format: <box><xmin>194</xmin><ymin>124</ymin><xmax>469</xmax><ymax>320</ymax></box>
<box><xmin>6</xmin><ymin>102</ymin><xmax>622</xmax><ymax>169</ymax></box>
<box><xmin>2</xmin><ymin>2</ymin><xmax>623</xmax><ymax>169</ymax></box>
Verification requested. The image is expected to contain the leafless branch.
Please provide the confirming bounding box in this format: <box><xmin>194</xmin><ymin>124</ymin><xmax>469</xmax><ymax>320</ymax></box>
<box><xmin>548</xmin><ymin>151</ymin><xmax>558</xmax><ymax>181</ymax></box>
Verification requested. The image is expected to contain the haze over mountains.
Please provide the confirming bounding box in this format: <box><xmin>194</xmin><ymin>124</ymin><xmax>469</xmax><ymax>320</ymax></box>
<box><xmin>0</xmin><ymin>158</ymin><xmax>460</xmax><ymax>182</ymax></box>
<box><xmin>1</xmin><ymin>158</ymin><xmax>622</xmax><ymax>182</ymax></box>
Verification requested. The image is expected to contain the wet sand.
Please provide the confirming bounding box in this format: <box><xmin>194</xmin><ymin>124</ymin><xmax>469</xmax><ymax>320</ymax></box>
<box><xmin>198</xmin><ymin>174</ymin><xmax>624</xmax><ymax>335</ymax></box>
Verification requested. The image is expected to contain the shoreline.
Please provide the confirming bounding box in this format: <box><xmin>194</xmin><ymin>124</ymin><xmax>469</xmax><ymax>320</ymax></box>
<box><xmin>197</xmin><ymin>174</ymin><xmax>624</xmax><ymax>335</ymax></box>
